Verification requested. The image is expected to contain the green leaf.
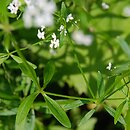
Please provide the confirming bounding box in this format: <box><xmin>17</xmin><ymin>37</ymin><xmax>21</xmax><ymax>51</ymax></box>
<box><xmin>16</xmin><ymin>110</ymin><xmax>35</xmax><ymax>130</ymax></box>
<box><xmin>11</xmin><ymin>55</ymin><xmax>37</xmax><ymax>69</ymax></box>
<box><xmin>43</xmin><ymin>94</ymin><xmax>71</xmax><ymax>128</ymax></box>
<box><xmin>114</xmin><ymin>100</ymin><xmax>126</xmax><ymax>124</ymax></box>
<box><xmin>77</xmin><ymin>118</ymin><xmax>97</xmax><ymax>130</ymax></box>
<box><xmin>0</xmin><ymin>108</ymin><xmax>17</xmax><ymax>116</ymax></box>
<box><xmin>25</xmin><ymin>109</ymin><xmax>35</xmax><ymax>130</ymax></box>
<box><xmin>44</xmin><ymin>61</ymin><xmax>55</xmax><ymax>86</ymax></box>
<box><xmin>116</xmin><ymin>36</ymin><xmax>130</xmax><ymax>59</ymax></box>
<box><xmin>16</xmin><ymin>92</ymin><xmax>39</xmax><ymax>125</ymax></box>
<box><xmin>0</xmin><ymin>56</ymin><xmax>8</xmax><ymax>64</ymax></box>
<box><xmin>0</xmin><ymin>90</ymin><xmax>18</xmax><ymax>100</ymax></box>
<box><xmin>104</xmin><ymin>104</ymin><xmax>126</xmax><ymax>125</ymax></box>
<box><xmin>125</xmin><ymin>107</ymin><xmax>130</xmax><ymax>130</ymax></box>
<box><xmin>63</xmin><ymin>100</ymin><xmax>87</xmax><ymax>111</ymax></box>
<box><xmin>78</xmin><ymin>109</ymin><xmax>95</xmax><ymax>126</ymax></box>
<box><xmin>61</xmin><ymin>2</ymin><xmax>67</xmax><ymax>18</ymax></box>
<box><xmin>13</xmin><ymin>40</ymin><xmax>40</xmax><ymax>89</ymax></box>
<box><xmin>97</xmin><ymin>71</ymin><xmax>105</xmax><ymax>97</ymax></box>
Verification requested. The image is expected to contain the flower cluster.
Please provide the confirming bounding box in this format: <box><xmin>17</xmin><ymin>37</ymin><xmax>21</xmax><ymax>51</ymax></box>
<box><xmin>66</xmin><ymin>14</ymin><xmax>74</xmax><ymax>23</ymax></box>
<box><xmin>37</xmin><ymin>26</ymin><xmax>45</xmax><ymax>39</ymax></box>
<box><xmin>123</xmin><ymin>6</ymin><xmax>130</xmax><ymax>17</ymax></box>
<box><xmin>7</xmin><ymin>0</ymin><xmax>21</xmax><ymax>14</ymax></box>
<box><xmin>58</xmin><ymin>25</ymin><xmax>67</xmax><ymax>36</ymax></box>
<box><xmin>23</xmin><ymin>0</ymin><xmax>56</xmax><ymax>28</ymax></box>
<box><xmin>101</xmin><ymin>2</ymin><xmax>109</xmax><ymax>10</ymax></box>
<box><xmin>50</xmin><ymin>33</ymin><xmax>60</xmax><ymax>49</ymax></box>
<box><xmin>72</xmin><ymin>30</ymin><xmax>93</xmax><ymax>46</ymax></box>
<box><xmin>37</xmin><ymin>13</ymin><xmax>75</xmax><ymax>50</ymax></box>
<box><xmin>24</xmin><ymin>0</ymin><xmax>31</xmax><ymax>5</ymax></box>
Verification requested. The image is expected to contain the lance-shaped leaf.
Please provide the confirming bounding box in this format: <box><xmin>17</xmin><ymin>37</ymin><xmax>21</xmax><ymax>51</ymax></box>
<box><xmin>0</xmin><ymin>90</ymin><xmax>18</xmax><ymax>100</ymax></box>
<box><xmin>43</xmin><ymin>94</ymin><xmax>71</xmax><ymax>128</ymax></box>
<box><xmin>13</xmin><ymin>40</ymin><xmax>40</xmax><ymax>89</ymax></box>
<box><xmin>61</xmin><ymin>2</ymin><xmax>67</xmax><ymax>18</ymax></box>
<box><xmin>0</xmin><ymin>56</ymin><xmax>8</xmax><ymax>64</ymax></box>
<box><xmin>11</xmin><ymin>55</ymin><xmax>37</xmax><ymax>69</ymax></box>
<box><xmin>114</xmin><ymin>100</ymin><xmax>126</xmax><ymax>124</ymax></box>
<box><xmin>104</xmin><ymin>104</ymin><xmax>126</xmax><ymax>125</ymax></box>
<box><xmin>125</xmin><ymin>107</ymin><xmax>130</xmax><ymax>130</ymax></box>
<box><xmin>78</xmin><ymin>109</ymin><xmax>95</xmax><ymax>126</ymax></box>
<box><xmin>116</xmin><ymin>36</ymin><xmax>130</xmax><ymax>59</ymax></box>
<box><xmin>16</xmin><ymin>92</ymin><xmax>39</xmax><ymax>125</ymax></box>
<box><xmin>44</xmin><ymin>61</ymin><xmax>55</xmax><ymax>87</ymax></box>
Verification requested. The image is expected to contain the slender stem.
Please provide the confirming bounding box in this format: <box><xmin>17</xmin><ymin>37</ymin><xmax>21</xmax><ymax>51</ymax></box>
<box><xmin>12</xmin><ymin>37</ymin><xmax>41</xmax><ymax>90</ymax></box>
<box><xmin>44</xmin><ymin>91</ymin><xmax>96</xmax><ymax>102</ymax></box>
<box><xmin>103</xmin><ymin>81</ymin><xmax>130</xmax><ymax>101</ymax></box>
<box><xmin>10</xmin><ymin>41</ymin><xmax>42</xmax><ymax>55</ymax></box>
<box><xmin>106</xmin><ymin>98</ymin><xmax>126</xmax><ymax>100</ymax></box>
<box><xmin>123</xmin><ymin>78</ymin><xmax>129</xmax><ymax>97</ymax></box>
<box><xmin>67</xmin><ymin>33</ymin><xmax>95</xmax><ymax>98</ymax></box>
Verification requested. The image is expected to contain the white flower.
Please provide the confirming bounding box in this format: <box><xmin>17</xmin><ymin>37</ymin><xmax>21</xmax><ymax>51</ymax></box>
<box><xmin>7</xmin><ymin>0</ymin><xmax>21</xmax><ymax>14</ymax></box>
<box><xmin>72</xmin><ymin>30</ymin><xmax>93</xmax><ymax>46</ymax></box>
<box><xmin>59</xmin><ymin>25</ymin><xmax>64</xmax><ymax>31</ymax></box>
<box><xmin>50</xmin><ymin>33</ymin><xmax>59</xmax><ymax>48</ymax></box>
<box><xmin>58</xmin><ymin>25</ymin><xmax>67</xmax><ymax>36</ymax></box>
<box><xmin>106</xmin><ymin>62</ymin><xmax>112</xmax><ymax>70</ymax></box>
<box><xmin>123</xmin><ymin>6</ymin><xmax>130</xmax><ymax>17</ymax></box>
<box><xmin>37</xmin><ymin>26</ymin><xmax>45</xmax><ymax>39</ymax></box>
<box><xmin>101</xmin><ymin>2</ymin><xmax>109</xmax><ymax>10</ymax></box>
<box><xmin>24</xmin><ymin>0</ymin><xmax>31</xmax><ymax>5</ymax></box>
<box><xmin>23</xmin><ymin>0</ymin><xmax>56</xmax><ymax>28</ymax></box>
<box><xmin>66</xmin><ymin>13</ymin><xmax>74</xmax><ymax>22</ymax></box>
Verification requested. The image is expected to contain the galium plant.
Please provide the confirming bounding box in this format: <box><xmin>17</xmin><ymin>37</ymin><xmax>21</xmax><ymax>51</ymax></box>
<box><xmin>0</xmin><ymin>0</ymin><xmax>130</xmax><ymax>130</ymax></box>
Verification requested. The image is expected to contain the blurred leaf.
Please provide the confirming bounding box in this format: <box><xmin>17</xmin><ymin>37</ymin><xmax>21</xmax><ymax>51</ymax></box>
<box><xmin>114</xmin><ymin>100</ymin><xmax>126</xmax><ymax>124</ymax></box>
<box><xmin>43</xmin><ymin>94</ymin><xmax>71</xmax><ymax>128</ymax></box>
<box><xmin>77</xmin><ymin>117</ymin><xmax>97</xmax><ymax>130</ymax></box>
<box><xmin>11</xmin><ymin>55</ymin><xmax>37</xmax><ymax>69</ymax></box>
<box><xmin>61</xmin><ymin>2</ymin><xmax>67</xmax><ymax>18</ymax></box>
<box><xmin>63</xmin><ymin>100</ymin><xmax>88</xmax><ymax>111</ymax></box>
<box><xmin>125</xmin><ymin>102</ymin><xmax>130</xmax><ymax>130</ymax></box>
<box><xmin>97</xmin><ymin>71</ymin><xmax>105</xmax><ymax>97</ymax></box>
<box><xmin>48</xmin><ymin>125</ymin><xmax>71</xmax><ymax>130</ymax></box>
<box><xmin>112</xmin><ymin>61</ymin><xmax>130</xmax><ymax>74</ymax></box>
<box><xmin>0</xmin><ymin>108</ymin><xmax>17</xmax><ymax>116</ymax></box>
<box><xmin>78</xmin><ymin>109</ymin><xmax>96</xmax><ymax>126</ymax></box>
<box><xmin>13</xmin><ymin>40</ymin><xmax>40</xmax><ymax>88</ymax></box>
<box><xmin>0</xmin><ymin>56</ymin><xmax>8</xmax><ymax>64</ymax></box>
<box><xmin>16</xmin><ymin>92</ymin><xmax>39</xmax><ymax>125</ymax></box>
<box><xmin>25</xmin><ymin>109</ymin><xmax>35</xmax><ymax>130</ymax></box>
<box><xmin>35</xmin><ymin>119</ymin><xmax>45</xmax><ymax>130</ymax></box>
<box><xmin>104</xmin><ymin>104</ymin><xmax>126</xmax><ymax>125</ymax></box>
<box><xmin>116</xmin><ymin>36</ymin><xmax>130</xmax><ymax>59</ymax></box>
<box><xmin>11</xmin><ymin>19</ymin><xmax>24</xmax><ymax>30</ymax></box>
<box><xmin>44</xmin><ymin>61</ymin><xmax>55</xmax><ymax>87</ymax></box>
<box><xmin>0</xmin><ymin>90</ymin><xmax>18</xmax><ymax>100</ymax></box>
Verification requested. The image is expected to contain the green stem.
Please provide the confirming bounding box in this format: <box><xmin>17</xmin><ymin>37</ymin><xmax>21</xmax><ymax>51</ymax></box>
<box><xmin>44</xmin><ymin>91</ymin><xmax>96</xmax><ymax>102</ymax></box>
<box><xmin>67</xmin><ymin>33</ymin><xmax>95</xmax><ymax>98</ymax></box>
<box><xmin>106</xmin><ymin>98</ymin><xmax>126</xmax><ymax>100</ymax></box>
<box><xmin>103</xmin><ymin>81</ymin><xmax>130</xmax><ymax>101</ymax></box>
<box><xmin>12</xmin><ymin>37</ymin><xmax>41</xmax><ymax>90</ymax></box>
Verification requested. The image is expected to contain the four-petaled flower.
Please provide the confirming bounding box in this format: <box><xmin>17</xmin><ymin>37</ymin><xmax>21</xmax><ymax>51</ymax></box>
<box><xmin>58</xmin><ymin>25</ymin><xmax>67</xmax><ymax>36</ymax></box>
<box><xmin>106</xmin><ymin>62</ymin><xmax>112</xmax><ymax>70</ymax></box>
<box><xmin>8</xmin><ymin>0</ymin><xmax>21</xmax><ymax>14</ymax></box>
<box><xmin>66</xmin><ymin>13</ymin><xmax>74</xmax><ymax>22</ymax></box>
<box><xmin>37</xmin><ymin>26</ymin><xmax>45</xmax><ymax>39</ymax></box>
<box><xmin>50</xmin><ymin>33</ymin><xmax>59</xmax><ymax>49</ymax></box>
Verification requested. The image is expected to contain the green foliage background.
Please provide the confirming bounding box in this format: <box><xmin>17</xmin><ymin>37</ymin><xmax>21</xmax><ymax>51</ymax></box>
<box><xmin>0</xmin><ymin>0</ymin><xmax>130</xmax><ymax>130</ymax></box>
